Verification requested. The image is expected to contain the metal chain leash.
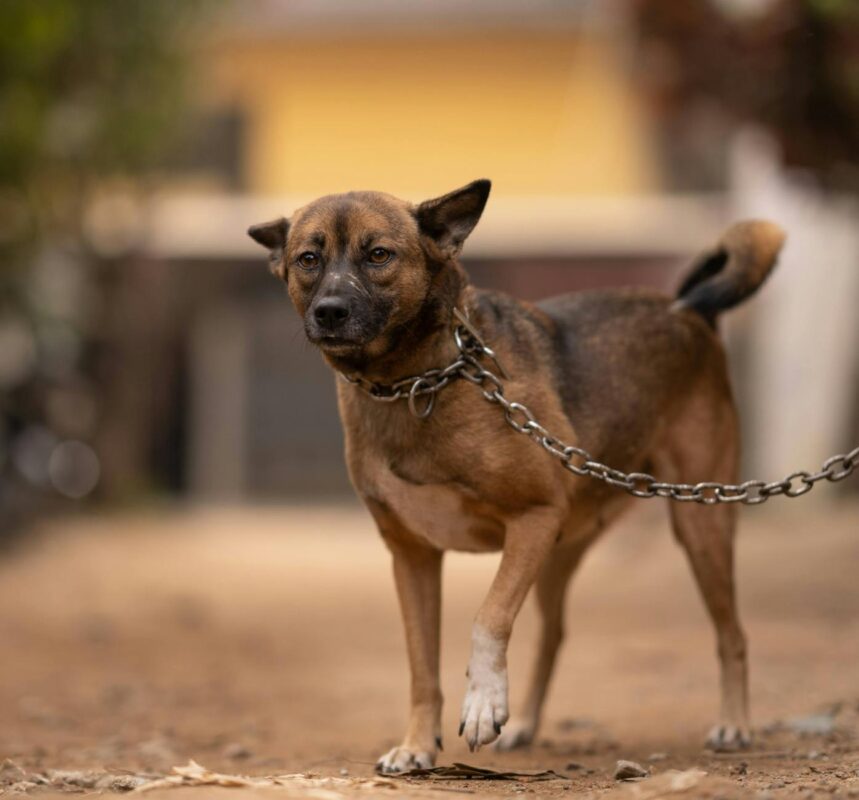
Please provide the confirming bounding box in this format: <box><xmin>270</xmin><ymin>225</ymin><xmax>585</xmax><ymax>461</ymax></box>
<box><xmin>339</xmin><ymin>354</ymin><xmax>470</xmax><ymax>419</ymax></box>
<box><xmin>339</xmin><ymin>310</ymin><xmax>859</xmax><ymax>505</ymax></box>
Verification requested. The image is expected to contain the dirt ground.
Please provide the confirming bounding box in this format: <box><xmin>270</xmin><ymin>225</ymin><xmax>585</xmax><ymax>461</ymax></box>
<box><xmin>1</xmin><ymin>500</ymin><xmax>858</xmax><ymax>799</ymax></box>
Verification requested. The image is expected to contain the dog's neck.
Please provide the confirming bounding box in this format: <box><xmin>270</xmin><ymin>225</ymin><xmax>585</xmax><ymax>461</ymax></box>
<box><xmin>325</xmin><ymin>262</ymin><xmax>474</xmax><ymax>385</ymax></box>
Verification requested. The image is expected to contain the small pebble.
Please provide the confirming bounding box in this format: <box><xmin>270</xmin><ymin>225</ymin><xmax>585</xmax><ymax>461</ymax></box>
<box><xmin>557</xmin><ymin>717</ymin><xmax>596</xmax><ymax>731</ymax></box>
<box><xmin>223</xmin><ymin>743</ymin><xmax>252</xmax><ymax>760</ymax></box>
<box><xmin>99</xmin><ymin>775</ymin><xmax>148</xmax><ymax>792</ymax></box>
<box><xmin>613</xmin><ymin>760</ymin><xmax>648</xmax><ymax>781</ymax></box>
<box><xmin>339</xmin><ymin>768</ymin><xmax>349</xmax><ymax>776</ymax></box>
<box><xmin>648</xmin><ymin>752</ymin><xmax>668</xmax><ymax>762</ymax></box>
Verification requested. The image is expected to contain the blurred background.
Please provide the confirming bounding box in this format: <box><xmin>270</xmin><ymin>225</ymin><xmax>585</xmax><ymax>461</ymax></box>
<box><xmin>1</xmin><ymin>0</ymin><xmax>857</xmax><ymax>523</ymax></box>
<box><xmin>0</xmin><ymin>1</ymin><xmax>858</xmax><ymax>791</ymax></box>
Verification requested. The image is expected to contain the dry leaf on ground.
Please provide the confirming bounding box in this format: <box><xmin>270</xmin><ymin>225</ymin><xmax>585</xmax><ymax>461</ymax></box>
<box><xmin>390</xmin><ymin>762</ymin><xmax>567</xmax><ymax>782</ymax></box>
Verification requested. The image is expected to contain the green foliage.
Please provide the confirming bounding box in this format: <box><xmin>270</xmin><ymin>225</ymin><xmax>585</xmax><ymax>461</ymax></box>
<box><xmin>0</xmin><ymin>1</ymin><xmax>221</xmax><ymax>512</ymax></box>
<box><xmin>0</xmin><ymin>0</ymin><xmax>206</xmax><ymax>187</ymax></box>
<box><xmin>0</xmin><ymin>0</ymin><xmax>217</xmax><ymax>294</ymax></box>
<box><xmin>808</xmin><ymin>0</ymin><xmax>859</xmax><ymax>21</ymax></box>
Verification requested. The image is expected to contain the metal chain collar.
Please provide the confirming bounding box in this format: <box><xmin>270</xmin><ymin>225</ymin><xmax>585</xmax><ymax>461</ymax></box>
<box><xmin>340</xmin><ymin>309</ymin><xmax>859</xmax><ymax>505</ymax></box>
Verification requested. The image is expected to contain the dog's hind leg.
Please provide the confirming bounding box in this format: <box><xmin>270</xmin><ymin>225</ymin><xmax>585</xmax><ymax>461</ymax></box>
<box><xmin>671</xmin><ymin>503</ymin><xmax>751</xmax><ymax>750</ymax></box>
<box><xmin>661</xmin><ymin>399</ymin><xmax>750</xmax><ymax>751</ymax></box>
<box><xmin>670</xmin><ymin>499</ymin><xmax>749</xmax><ymax>750</ymax></box>
<box><xmin>495</xmin><ymin>536</ymin><xmax>592</xmax><ymax>750</ymax></box>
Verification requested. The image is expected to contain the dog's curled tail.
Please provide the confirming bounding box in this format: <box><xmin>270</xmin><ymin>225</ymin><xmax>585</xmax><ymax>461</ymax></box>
<box><xmin>673</xmin><ymin>220</ymin><xmax>786</xmax><ymax>324</ymax></box>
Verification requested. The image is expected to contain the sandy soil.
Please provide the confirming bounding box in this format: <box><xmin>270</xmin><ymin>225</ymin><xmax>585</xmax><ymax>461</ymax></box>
<box><xmin>1</xmin><ymin>500</ymin><xmax>858</xmax><ymax>799</ymax></box>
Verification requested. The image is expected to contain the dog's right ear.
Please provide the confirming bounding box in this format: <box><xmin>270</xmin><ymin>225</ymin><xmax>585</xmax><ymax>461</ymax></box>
<box><xmin>248</xmin><ymin>217</ymin><xmax>289</xmax><ymax>251</ymax></box>
<box><xmin>248</xmin><ymin>217</ymin><xmax>290</xmax><ymax>277</ymax></box>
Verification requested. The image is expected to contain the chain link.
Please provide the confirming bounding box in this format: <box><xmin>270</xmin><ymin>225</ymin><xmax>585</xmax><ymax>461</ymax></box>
<box><xmin>340</xmin><ymin>312</ymin><xmax>858</xmax><ymax>505</ymax></box>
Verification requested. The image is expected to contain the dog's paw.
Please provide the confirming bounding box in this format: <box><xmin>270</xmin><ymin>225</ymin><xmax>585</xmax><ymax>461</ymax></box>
<box><xmin>459</xmin><ymin>674</ymin><xmax>509</xmax><ymax>751</ymax></box>
<box><xmin>706</xmin><ymin>724</ymin><xmax>752</xmax><ymax>752</ymax></box>
<box><xmin>375</xmin><ymin>746</ymin><xmax>435</xmax><ymax>774</ymax></box>
<box><xmin>493</xmin><ymin>717</ymin><xmax>536</xmax><ymax>751</ymax></box>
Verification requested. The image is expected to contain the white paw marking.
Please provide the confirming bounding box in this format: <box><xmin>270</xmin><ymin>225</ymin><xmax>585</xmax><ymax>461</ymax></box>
<box><xmin>459</xmin><ymin>626</ymin><xmax>509</xmax><ymax>751</ymax></box>
<box><xmin>494</xmin><ymin>717</ymin><xmax>536</xmax><ymax>751</ymax></box>
<box><xmin>375</xmin><ymin>746</ymin><xmax>435</xmax><ymax>774</ymax></box>
<box><xmin>706</xmin><ymin>724</ymin><xmax>752</xmax><ymax>752</ymax></box>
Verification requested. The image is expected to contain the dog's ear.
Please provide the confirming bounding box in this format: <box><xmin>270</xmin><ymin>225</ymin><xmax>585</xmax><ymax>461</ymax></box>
<box><xmin>248</xmin><ymin>217</ymin><xmax>290</xmax><ymax>277</ymax></box>
<box><xmin>248</xmin><ymin>217</ymin><xmax>289</xmax><ymax>251</ymax></box>
<box><xmin>416</xmin><ymin>179</ymin><xmax>491</xmax><ymax>258</ymax></box>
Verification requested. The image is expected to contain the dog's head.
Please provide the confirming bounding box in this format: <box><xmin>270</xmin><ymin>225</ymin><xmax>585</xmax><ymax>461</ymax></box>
<box><xmin>247</xmin><ymin>180</ymin><xmax>490</xmax><ymax>369</ymax></box>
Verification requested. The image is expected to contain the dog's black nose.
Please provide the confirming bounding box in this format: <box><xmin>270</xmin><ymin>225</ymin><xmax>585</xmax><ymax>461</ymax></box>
<box><xmin>314</xmin><ymin>297</ymin><xmax>350</xmax><ymax>330</ymax></box>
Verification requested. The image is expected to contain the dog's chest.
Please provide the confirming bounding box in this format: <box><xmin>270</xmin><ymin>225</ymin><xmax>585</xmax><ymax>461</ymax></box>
<box><xmin>370</xmin><ymin>464</ymin><xmax>506</xmax><ymax>552</ymax></box>
<box><xmin>341</xmin><ymin>384</ymin><xmax>548</xmax><ymax>552</ymax></box>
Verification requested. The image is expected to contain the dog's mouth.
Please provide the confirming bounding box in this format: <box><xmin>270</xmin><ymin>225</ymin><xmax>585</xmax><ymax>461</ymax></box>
<box><xmin>303</xmin><ymin>308</ymin><xmax>390</xmax><ymax>360</ymax></box>
<box><xmin>305</xmin><ymin>318</ymin><xmax>385</xmax><ymax>356</ymax></box>
<box><xmin>311</xmin><ymin>333</ymin><xmax>367</xmax><ymax>355</ymax></box>
<box><xmin>319</xmin><ymin>336</ymin><xmax>357</xmax><ymax>349</ymax></box>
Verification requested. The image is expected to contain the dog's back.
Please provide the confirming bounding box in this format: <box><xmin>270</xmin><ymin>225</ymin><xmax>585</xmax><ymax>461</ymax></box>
<box><xmin>538</xmin><ymin>287</ymin><xmax>723</xmax><ymax>464</ymax></box>
<box><xmin>509</xmin><ymin>219</ymin><xmax>784</xmax><ymax>467</ymax></box>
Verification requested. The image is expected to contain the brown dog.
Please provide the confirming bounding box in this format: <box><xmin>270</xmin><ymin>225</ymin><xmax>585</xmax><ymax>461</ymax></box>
<box><xmin>248</xmin><ymin>180</ymin><xmax>784</xmax><ymax>773</ymax></box>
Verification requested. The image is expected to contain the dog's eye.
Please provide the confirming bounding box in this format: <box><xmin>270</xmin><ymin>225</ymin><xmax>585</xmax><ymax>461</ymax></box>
<box><xmin>298</xmin><ymin>252</ymin><xmax>319</xmax><ymax>269</ymax></box>
<box><xmin>367</xmin><ymin>247</ymin><xmax>391</xmax><ymax>266</ymax></box>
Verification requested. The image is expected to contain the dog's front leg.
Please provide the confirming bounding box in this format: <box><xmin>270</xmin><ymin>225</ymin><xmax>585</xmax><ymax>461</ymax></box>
<box><xmin>373</xmin><ymin>521</ymin><xmax>443</xmax><ymax>774</ymax></box>
<box><xmin>460</xmin><ymin>505</ymin><xmax>562</xmax><ymax>751</ymax></box>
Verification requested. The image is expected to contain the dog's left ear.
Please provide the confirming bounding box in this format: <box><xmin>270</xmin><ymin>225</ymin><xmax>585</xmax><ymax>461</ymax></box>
<box><xmin>416</xmin><ymin>179</ymin><xmax>491</xmax><ymax>258</ymax></box>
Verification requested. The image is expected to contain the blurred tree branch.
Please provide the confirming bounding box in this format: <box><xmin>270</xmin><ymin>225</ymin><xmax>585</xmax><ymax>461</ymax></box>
<box><xmin>0</xmin><ymin>1</ymin><xmax>206</xmax><ymax>274</ymax></box>
<box><xmin>633</xmin><ymin>0</ymin><xmax>859</xmax><ymax>189</ymax></box>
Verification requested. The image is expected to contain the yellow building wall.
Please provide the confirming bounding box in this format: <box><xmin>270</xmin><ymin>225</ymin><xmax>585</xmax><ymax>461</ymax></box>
<box><xmin>207</xmin><ymin>30</ymin><xmax>656</xmax><ymax>198</ymax></box>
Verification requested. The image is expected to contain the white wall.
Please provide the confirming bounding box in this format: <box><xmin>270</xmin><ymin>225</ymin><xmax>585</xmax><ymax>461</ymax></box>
<box><xmin>728</xmin><ymin>129</ymin><xmax>859</xmax><ymax>491</ymax></box>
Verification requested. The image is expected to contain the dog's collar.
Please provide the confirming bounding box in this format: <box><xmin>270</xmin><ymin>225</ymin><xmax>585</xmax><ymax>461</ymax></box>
<box><xmin>338</xmin><ymin>307</ymin><xmax>506</xmax><ymax>418</ymax></box>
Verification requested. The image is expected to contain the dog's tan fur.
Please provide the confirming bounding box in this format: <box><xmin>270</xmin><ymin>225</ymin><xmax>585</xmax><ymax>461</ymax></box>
<box><xmin>248</xmin><ymin>181</ymin><xmax>784</xmax><ymax>773</ymax></box>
